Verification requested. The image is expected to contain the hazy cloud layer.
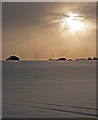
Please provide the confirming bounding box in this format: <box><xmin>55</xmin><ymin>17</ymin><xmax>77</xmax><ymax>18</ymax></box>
<box><xmin>3</xmin><ymin>2</ymin><xmax>96</xmax><ymax>60</ymax></box>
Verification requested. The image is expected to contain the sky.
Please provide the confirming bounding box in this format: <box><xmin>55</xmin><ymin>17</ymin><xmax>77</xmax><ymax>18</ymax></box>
<box><xmin>2</xmin><ymin>2</ymin><xmax>96</xmax><ymax>60</ymax></box>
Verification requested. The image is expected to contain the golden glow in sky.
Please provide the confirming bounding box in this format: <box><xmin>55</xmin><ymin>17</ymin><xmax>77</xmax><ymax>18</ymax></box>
<box><xmin>60</xmin><ymin>12</ymin><xmax>87</xmax><ymax>33</ymax></box>
<box><xmin>3</xmin><ymin>3</ymin><xmax>96</xmax><ymax>60</ymax></box>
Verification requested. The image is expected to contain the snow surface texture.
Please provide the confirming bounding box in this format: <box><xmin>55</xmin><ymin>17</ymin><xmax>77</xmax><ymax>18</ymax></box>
<box><xmin>2</xmin><ymin>61</ymin><xmax>96</xmax><ymax>118</ymax></box>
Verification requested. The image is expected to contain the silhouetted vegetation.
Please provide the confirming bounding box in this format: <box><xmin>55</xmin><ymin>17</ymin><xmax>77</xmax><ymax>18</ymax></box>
<box><xmin>49</xmin><ymin>56</ymin><xmax>98</xmax><ymax>61</ymax></box>
<box><xmin>93</xmin><ymin>57</ymin><xmax>98</xmax><ymax>60</ymax></box>
<box><xmin>88</xmin><ymin>57</ymin><xmax>92</xmax><ymax>60</ymax></box>
<box><xmin>58</xmin><ymin>57</ymin><xmax>67</xmax><ymax>61</ymax></box>
<box><xmin>80</xmin><ymin>58</ymin><xmax>84</xmax><ymax>60</ymax></box>
<box><xmin>75</xmin><ymin>59</ymin><xmax>79</xmax><ymax>61</ymax></box>
<box><xmin>48</xmin><ymin>58</ymin><xmax>53</xmax><ymax>61</ymax></box>
<box><xmin>6</xmin><ymin>56</ymin><xmax>20</xmax><ymax>61</ymax></box>
<box><xmin>68</xmin><ymin>59</ymin><xmax>72</xmax><ymax>61</ymax></box>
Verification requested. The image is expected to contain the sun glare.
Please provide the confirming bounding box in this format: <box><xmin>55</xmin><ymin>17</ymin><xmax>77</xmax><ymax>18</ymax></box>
<box><xmin>61</xmin><ymin>12</ymin><xmax>86</xmax><ymax>33</ymax></box>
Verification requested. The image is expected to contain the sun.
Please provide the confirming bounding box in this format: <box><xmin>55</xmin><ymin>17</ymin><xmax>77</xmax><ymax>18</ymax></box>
<box><xmin>60</xmin><ymin>12</ymin><xmax>85</xmax><ymax>33</ymax></box>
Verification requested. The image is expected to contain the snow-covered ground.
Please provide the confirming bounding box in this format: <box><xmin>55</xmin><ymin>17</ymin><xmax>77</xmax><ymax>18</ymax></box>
<box><xmin>2</xmin><ymin>60</ymin><xmax>96</xmax><ymax>118</ymax></box>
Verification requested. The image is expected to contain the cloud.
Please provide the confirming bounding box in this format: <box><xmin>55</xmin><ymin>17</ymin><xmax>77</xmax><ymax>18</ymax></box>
<box><xmin>74</xmin><ymin>3</ymin><xmax>96</xmax><ymax>22</ymax></box>
<box><xmin>2</xmin><ymin>2</ymin><xmax>96</xmax><ymax>60</ymax></box>
<box><xmin>3</xmin><ymin>2</ymin><xmax>95</xmax><ymax>28</ymax></box>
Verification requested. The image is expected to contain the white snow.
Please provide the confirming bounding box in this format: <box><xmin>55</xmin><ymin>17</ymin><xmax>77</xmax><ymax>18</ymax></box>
<box><xmin>2</xmin><ymin>60</ymin><xmax>96</xmax><ymax>118</ymax></box>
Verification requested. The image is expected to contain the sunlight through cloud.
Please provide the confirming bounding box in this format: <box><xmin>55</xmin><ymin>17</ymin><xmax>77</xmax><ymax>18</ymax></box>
<box><xmin>60</xmin><ymin>12</ymin><xmax>88</xmax><ymax>33</ymax></box>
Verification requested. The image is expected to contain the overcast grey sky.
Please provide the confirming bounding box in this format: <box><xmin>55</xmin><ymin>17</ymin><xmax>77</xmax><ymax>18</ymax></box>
<box><xmin>2</xmin><ymin>2</ymin><xmax>96</xmax><ymax>60</ymax></box>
